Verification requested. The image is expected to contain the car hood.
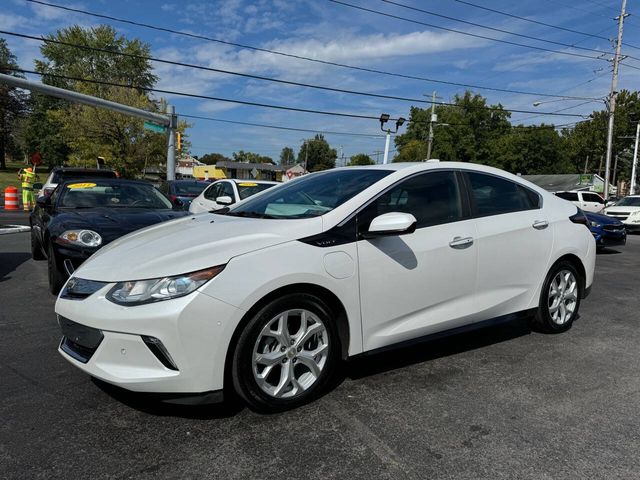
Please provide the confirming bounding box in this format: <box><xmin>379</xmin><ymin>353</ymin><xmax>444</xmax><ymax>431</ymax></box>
<box><xmin>604</xmin><ymin>205</ymin><xmax>640</xmax><ymax>213</ymax></box>
<box><xmin>52</xmin><ymin>208</ymin><xmax>188</xmax><ymax>244</ymax></box>
<box><xmin>73</xmin><ymin>213</ymin><xmax>323</xmax><ymax>282</ymax></box>
<box><xmin>584</xmin><ymin>211</ymin><xmax>623</xmax><ymax>224</ymax></box>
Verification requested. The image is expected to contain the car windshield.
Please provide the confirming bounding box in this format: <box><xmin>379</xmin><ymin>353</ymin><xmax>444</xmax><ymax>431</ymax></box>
<box><xmin>58</xmin><ymin>181</ymin><xmax>173</xmax><ymax>209</ymax></box>
<box><xmin>225</xmin><ymin>169</ymin><xmax>392</xmax><ymax>219</ymax></box>
<box><xmin>236</xmin><ymin>182</ymin><xmax>276</xmax><ymax>200</ymax></box>
<box><xmin>173</xmin><ymin>182</ymin><xmax>209</xmax><ymax>195</ymax></box>
<box><xmin>615</xmin><ymin>197</ymin><xmax>640</xmax><ymax>207</ymax></box>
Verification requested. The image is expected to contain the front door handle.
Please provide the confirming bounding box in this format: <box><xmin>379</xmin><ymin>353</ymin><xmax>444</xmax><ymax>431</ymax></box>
<box><xmin>449</xmin><ymin>236</ymin><xmax>474</xmax><ymax>249</ymax></box>
<box><xmin>533</xmin><ymin>220</ymin><xmax>549</xmax><ymax>230</ymax></box>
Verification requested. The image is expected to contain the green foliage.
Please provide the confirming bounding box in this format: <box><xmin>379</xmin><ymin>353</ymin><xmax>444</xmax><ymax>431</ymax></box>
<box><xmin>347</xmin><ymin>153</ymin><xmax>375</xmax><ymax>166</ymax></box>
<box><xmin>199</xmin><ymin>152</ymin><xmax>230</xmax><ymax>165</ymax></box>
<box><xmin>0</xmin><ymin>38</ymin><xmax>28</xmax><ymax>169</ymax></box>
<box><xmin>21</xmin><ymin>25</ymin><xmax>168</xmax><ymax>176</ymax></box>
<box><xmin>279</xmin><ymin>146</ymin><xmax>296</xmax><ymax>165</ymax></box>
<box><xmin>232</xmin><ymin>150</ymin><xmax>273</xmax><ymax>163</ymax></box>
<box><xmin>298</xmin><ymin>134</ymin><xmax>337</xmax><ymax>171</ymax></box>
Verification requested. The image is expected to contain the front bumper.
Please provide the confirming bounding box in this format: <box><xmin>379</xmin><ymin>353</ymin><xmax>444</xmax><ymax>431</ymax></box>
<box><xmin>592</xmin><ymin>230</ymin><xmax>627</xmax><ymax>247</ymax></box>
<box><xmin>55</xmin><ymin>285</ymin><xmax>245</xmax><ymax>396</ymax></box>
<box><xmin>622</xmin><ymin>222</ymin><xmax>640</xmax><ymax>232</ymax></box>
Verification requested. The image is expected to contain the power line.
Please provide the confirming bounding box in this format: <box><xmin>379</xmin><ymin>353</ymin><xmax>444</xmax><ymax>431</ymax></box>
<box><xmin>180</xmin><ymin>114</ymin><xmax>385</xmax><ymax>138</ymax></box>
<box><xmin>379</xmin><ymin>0</ymin><xmax>628</xmax><ymax>58</ymax></box>
<box><xmin>449</xmin><ymin>0</ymin><xmax>612</xmax><ymax>41</ymax></box>
<box><xmin>11</xmin><ymin>68</ymin><xmax>400</xmax><ymax>120</ymax></box>
<box><xmin>20</xmin><ymin>0</ymin><xmax>601</xmax><ymax>101</ymax></box>
<box><xmin>1</xmin><ymin>30</ymin><xmax>434</xmax><ymax>105</ymax></box>
<box><xmin>329</xmin><ymin>0</ymin><xmax>616</xmax><ymax>61</ymax></box>
<box><xmin>10</xmin><ymin>67</ymin><xmax>588</xmax><ymax>117</ymax></box>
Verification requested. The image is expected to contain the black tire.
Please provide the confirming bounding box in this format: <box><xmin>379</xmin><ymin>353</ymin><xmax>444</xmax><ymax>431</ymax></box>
<box><xmin>530</xmin><ymin>260</ymin><xmax>582</xmax><ymax>333</ymax></box>
<box><xmin>231</xmin><ymin>293</ymin><xmax>340</xmax><ymax>413</ymax></box>
<box><xmin>47</xmin><ymin>243</ymin><xmax>67</xmax><ymax>295</ymax></box>
<box><xmin>30</xmin><ymin>230</ymin><xmax>45</xmax><ymax>261</ymax></box>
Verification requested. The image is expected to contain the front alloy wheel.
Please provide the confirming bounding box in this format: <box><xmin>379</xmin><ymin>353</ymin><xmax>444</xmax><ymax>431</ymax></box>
<box><xmin>232</xmin><ymin>294</ymin><xmax>338</xmax><ymax>412</ymax></box>
<box><xmin>252</xmin><ymin>309</ymin><xmax>329</xmax><ymax>398</ymax></box>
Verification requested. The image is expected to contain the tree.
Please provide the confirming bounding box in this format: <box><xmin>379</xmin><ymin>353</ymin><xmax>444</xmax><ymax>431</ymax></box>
<box><xmin>347</xmin><ymin>153</ymin><xmax>375</xmax><ymax>166</ymax></box>
<box><xmin>232</xmin><ymin>150</ymin><xmax>273</xmax><ymax>163</ymax></box>
<box><xmin>23</xmin><ymin>25</ymin><xmax>163</xmax><ymax>174</ymax></box>
<box><xmin>0</xmin><ymin>38</ymin><xmax>28</xmax><ymax>170</ymax></box>
<box><xmin>199</xmin><ymin>152</ymin><xmax>230</xmax><ymax>165</ymax></box>
<box><xmin>279</xmin><ymin>146</ymin><xmax>296</xmax><ymax>165</ymax></box>
<box><xmin>298</xmin><ymin>134</ymin><xmax>337</xmax><ymax>171</ymax></box>
<box><xmin>394</xmin><ymin>91</ymin><xmax>511</xmax><ymax>165</ymax></box>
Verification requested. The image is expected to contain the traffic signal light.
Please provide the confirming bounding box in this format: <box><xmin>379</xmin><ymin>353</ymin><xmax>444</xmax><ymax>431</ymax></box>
<box><xmin>176</xmin><ymin>132</ymin><xmax>182</xmax><ymax>151</ymax></box>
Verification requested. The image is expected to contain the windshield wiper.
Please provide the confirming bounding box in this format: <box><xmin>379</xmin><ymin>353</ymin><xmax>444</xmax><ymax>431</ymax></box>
<box><xmin>226</xmin><ymin>211</ymin><xmax>278</xmax><ymax>219</ymax></box>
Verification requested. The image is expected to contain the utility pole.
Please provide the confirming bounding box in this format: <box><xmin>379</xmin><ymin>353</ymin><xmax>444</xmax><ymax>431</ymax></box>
<box><xmin>631</xmin><ymin>122</ymin><xmax>639</xmax><ymax>194</ymax></box>
<box><xmin>304</xmin><ymin>141</ymin><xmax>309</xmax><ymax>172</ymax></box>
<box><xmin>583</xmin><ymin>154</ymin><xmax>589</xmax><ymax>175</ymax></box>
<box><xmin>604</xmin><ymin>0</ymin><xmax>628</xmax><ymax>200</ymax></box>
<box><xmin>166</xmin><ymin>104</ymin><xmax>177</xmax><ymax>181</ymax></box>
<box><xmin>426</xmin><ymin>91</ymin><xmax>438</xmax><ymax>161</ymax></box>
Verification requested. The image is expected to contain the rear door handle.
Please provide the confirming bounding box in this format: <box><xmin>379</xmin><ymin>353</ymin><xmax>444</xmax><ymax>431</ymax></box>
<box><xmin>449</xmin><ymin>236</ymin><xmax>474</xmax><ymax>249</ymax></box>
<box><xmin>533</xmin><ymin>220</ymin><xmax>549</xmax><ymax>230</ymax></box>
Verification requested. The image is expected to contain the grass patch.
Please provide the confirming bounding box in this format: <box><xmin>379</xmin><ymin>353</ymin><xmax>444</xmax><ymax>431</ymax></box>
<box><xmin>0</xmin><ymin>161</ymin><xmax>48</xmax><ymax>199</ymax></box>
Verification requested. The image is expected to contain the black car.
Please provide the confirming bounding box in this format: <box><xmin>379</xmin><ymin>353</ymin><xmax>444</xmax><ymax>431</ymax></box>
<box><xmin>40</xmin><ymin>167</ymin><xmax>118</xmax><ymax>197</ymax></box>
<box><xmin>30</xmin><ymin>178</ymin><xmax>188</xmax><ymax>294</ymax></box>
<box><xmin>160</xmin><ymin>180</ymin><xmax>210</xmax><ymax>210</ymax></box>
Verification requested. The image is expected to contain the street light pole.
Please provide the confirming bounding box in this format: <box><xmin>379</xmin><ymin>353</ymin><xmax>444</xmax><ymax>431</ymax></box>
<box><xmin>631</xmin><ymin>122</ymin><xmax>640</xmax><ymax>195</ymax></box>
<box><xmin>379</xmin><ymin>114</ymin><xmax>405</xmax><ymax>164</ymax></box>
<box><xmin>604</xmin><ymin>0</ymin><xmax>628</xmax><ymax>200</ymax></box>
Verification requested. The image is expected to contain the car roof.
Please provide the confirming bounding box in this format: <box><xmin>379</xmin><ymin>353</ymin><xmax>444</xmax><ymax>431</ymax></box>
<box><xmin>57</xmin><ymin>178</ymin><xmax>152</xmax><ymax>187</ymax></box>
<box><xmin>231</xmin><ymin>179</ymin><xmax>278</xmax><ymax>184</ymax></box>
<box><xmin>168</xmin><ymin>179</ymin><xmax>209</xmax><ymax>184</ymax></box>
<box><xmin>53</xmin><ymin>167</ymin><xmax>116</xmax><ymax>173</ymax></box>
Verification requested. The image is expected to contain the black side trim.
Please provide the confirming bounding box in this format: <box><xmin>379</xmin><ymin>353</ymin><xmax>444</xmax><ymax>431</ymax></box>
<box><xmin>142</xmin><ymin>336</ymin><xmax>179</xmax><ymax>371</ymax></box>
<box><xmin>350</xmin><ymin>309</ymin><xmax>537</xmax><ymax>359</ymax></box>
<box><xmin>298</xmin><ymin>215</ymin><xmax>357</xmax><ymax>247</ymax></box>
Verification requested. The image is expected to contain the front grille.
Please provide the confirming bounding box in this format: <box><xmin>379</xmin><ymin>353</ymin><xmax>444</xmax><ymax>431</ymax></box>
<box><xmin>58</xmin><ymin>316</ymin><xmax>103</xmax><ymax>363</ymax></box>
<box><xmin>603</xmin><ymin>224</ymin><xmax>625</xmax><ymax>232</ymax></box>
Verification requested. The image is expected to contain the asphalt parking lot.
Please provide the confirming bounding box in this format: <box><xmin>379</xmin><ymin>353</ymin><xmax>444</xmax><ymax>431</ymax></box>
<box><xmin>1</xmin><ymin>219</ymin><xmax>639</xmax><ymax>479</ymax></box>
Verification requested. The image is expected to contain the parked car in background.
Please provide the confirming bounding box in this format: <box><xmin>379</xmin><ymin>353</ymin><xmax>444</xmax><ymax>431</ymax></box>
<box><xmin>39</xmin><ymin>167</ymin><xmax>117</xmax><ymax>197</ymax></box>
<box><xmin>189</xmin><ymin>179</ymin><xmax>278</xmax><ymax>213</ymax></box>
<box><xmin>30</xmin><ymin>178</ymin><xmax>188</xmax><ymax>294</ymax></box>
<box><xmin>584</xmin><ymin>210</ymin><xmax>626</xmax><ymax>249</ymax></box>
<box><xmin>159</xmin><ymin>180</ymin><xmax>210</xmax><ymax>210</ymax></box>
<box><xmin>604</xmin><ymin>195</ymin><xmax>640</xmax><ymax>231</ymax></box>
<box><xmin>554</xmin><ymin>190</ymin><xmax>605</xmax><ymax>213</ymax></box>
<box><xmin>55</xmin><ymin>162</ymin><xmax>595</xmax><ymax>412</ymax></box>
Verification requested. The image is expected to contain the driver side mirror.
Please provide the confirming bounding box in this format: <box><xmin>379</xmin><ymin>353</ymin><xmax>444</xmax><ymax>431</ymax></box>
<box><xmin>216</xmin><ymin>195</ymin><xmax>234</xmax><ymax>206</ymax></box>
<box><xmin>36</xmin><ymin>195</ymin><xmax>51</xmax><ymax>209</ymax></box>
<box><xmin>362</xmin><ymin>212</ymin><xmax>417</xmax><ymax>239</ymax></box>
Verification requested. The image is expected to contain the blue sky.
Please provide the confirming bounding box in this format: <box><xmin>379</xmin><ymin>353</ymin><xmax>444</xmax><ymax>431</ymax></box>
<box><xmin>3</xmin><ymin>0</ymin><xmax>640</xmax><ymax>163</ymax></box>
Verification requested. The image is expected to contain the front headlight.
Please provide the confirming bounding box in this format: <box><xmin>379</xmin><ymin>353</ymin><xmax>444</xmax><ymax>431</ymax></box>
<box><xmin>56</xmin><ymin>229</ymin><xmax>102</xmax><ymax>247</ymax></box>
<box><xmin>106</xmin><ymin>265</ymin><xmax>225</xmax><ymax>306</ymax></box>
<box><xmin>589</xmin><ymin>221</ymin><xmax>602</xmax><ymax>228</ymax></box>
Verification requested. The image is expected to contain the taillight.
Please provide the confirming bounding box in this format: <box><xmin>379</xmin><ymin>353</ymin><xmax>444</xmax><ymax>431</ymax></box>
<box><xmin>569</xmin><ymin>209</ymin><xmax>589</xmax><ymax>227</ymax></box>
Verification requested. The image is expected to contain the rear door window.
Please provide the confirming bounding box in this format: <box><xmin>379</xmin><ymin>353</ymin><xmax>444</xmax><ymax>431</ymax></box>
<box><xmin>466</xmin><ymin>172</ymin><xmax>540</xmax><ymax>217</ymax></box>
<box><xmin>583</xmin><ymin>192</ymin><xmax>604</xmax><ymax>204</ymax></box>
<box><xmin>555</xmin><ymin>192</ymin><xmax>579</xmax><ymax>201</ymax></box>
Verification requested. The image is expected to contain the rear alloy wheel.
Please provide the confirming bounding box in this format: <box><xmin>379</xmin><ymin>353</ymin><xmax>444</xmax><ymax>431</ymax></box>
<box><xmin>531</xmin><ymin>261</ymin><xmax>582</xmax><ymax>333</ymax></box>
<box><xmin>30</xmin><ymin>229</ymin><xmax>45</xmax><ymax>260</ymax></box>
<box><xmin>232</xmin><ymin>294</ymin><xmax>339</xmax><ymax>412</ymax></box>
<box><xmin>47</xmin><ymin>243</ymin><xmax>67</xmax><ymax>295</ymax></box>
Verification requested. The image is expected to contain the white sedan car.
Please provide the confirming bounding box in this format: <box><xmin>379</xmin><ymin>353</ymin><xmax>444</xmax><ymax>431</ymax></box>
<box><xmin>188</xmin><ymin>179</ymin><xmax>278</xmax><ymax>214</ymax></box>
<box><xmin>55</xmin><ymin>162</ymin><xmax>595</xmax><ymax>412</ymax></box>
